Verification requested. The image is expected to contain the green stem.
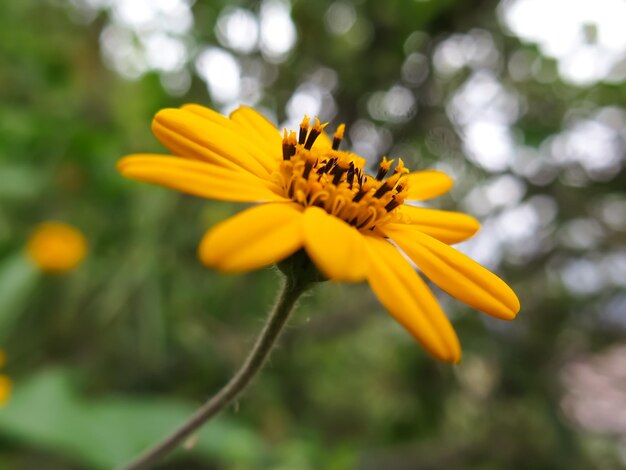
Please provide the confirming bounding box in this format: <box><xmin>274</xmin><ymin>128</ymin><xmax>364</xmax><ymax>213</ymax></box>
<box><xmin>118</xmin><ymin>274</ymin><xmax>309</xmax><ymax>470</ymax></box>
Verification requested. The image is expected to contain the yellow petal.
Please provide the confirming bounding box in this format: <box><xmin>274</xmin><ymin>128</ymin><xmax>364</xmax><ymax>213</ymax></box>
<box><xmin>182</xmin><ymin>105</ymin><xmax>280</xmax><ymax>173</ymax></box>
<box><xmin>384</xmin><ymin>224</ymin><xmax>520</xmax><ymax>320</ymax></box>
<box><xmin>118</xmin><ymin>155</ymin><xmax>286</xmax><ymax>203</ymax></box>
<box><xmin>199</xmin><ymin>203</ymin><xmax>304</xmax><ymax>272</ymax></box>
<box><xmin>363</xmin><ymin>236</ymin><xmax>461</xmax><ymax>362</ymax></box>
<box><xmin>228</xmin><ymin>106</ymin><xmax>282</xmax><ymax>158</ymax></box>
<box><xmin>405</xmin><ymin>171</ymin><xmax>453</xmax><ymax>200</ymax></box>
<box><xmin>152</xmin><ymin>108</ymin><xmax>272</xmax><ymax>177</ymax></box>
<box><xmin>392</xmin><ymin>205</ymin><xmax>480</xmax><ymax>244</ymax></box>
<box><xmin>181</xmin><ymin>103</ymin><xmax>236</xmax><ymax>128</ymax></box>
<box><xmin>152</xmin><ymin>118</ymin><xmax>241</xmax><ymax>171</ymax></box>
<box><xmin>302</xmin><ymin>207</ymin><xmax>366</xmax><ymax>282</ymax></box>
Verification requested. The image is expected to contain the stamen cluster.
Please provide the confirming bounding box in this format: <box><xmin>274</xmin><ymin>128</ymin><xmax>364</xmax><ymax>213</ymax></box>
<box><xmin>276</xmin><ymin>116</ymin><xmax>410</xmax><ymax>231</ymax></box>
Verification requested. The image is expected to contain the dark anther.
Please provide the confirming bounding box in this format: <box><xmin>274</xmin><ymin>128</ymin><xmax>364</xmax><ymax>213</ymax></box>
<box><xmin>373</xmin><ymin>182</ymin><xmax>393</xmax><ymax>199</ymax></box>
<box><xmin>352</xmin><ymin>188</ymin><xmax>367</xmax><ymax>203</ymax></box>
<box><xmin>375</xmin><ymin>165</ymin><xmax>389</xmax><ymax>181</ymax></box>
<box><xmin>331</xmin><ymin>166</ymin><xmax>346</xmax><ymax>185</ymax></box>
<box><xmin>332</xmin><ymin>136</ymin><xmax>341</xmax><ymax>150</ymax></box>
<box><xmin>346</xmin><ymin>162</ymin><xmax>355</xmax><ymax>188</ymax></box>
<box><xmin>282</xmin><ymin>142</ymin><xmax>296</xmax><ymax>160</ymax></box>
<box><xmin>384</xmin><ymin>198</ymin><xmax>401</xmax><ymax>212</ymax></box>
<box><xmin>303</xmin><ymin>159</ymin><xmax>314</xmax><ymax>179</ymax></box>
<box><xmin>304</xmin><ymin>128</ymin><xmax>322</xmax><ymax>150</ymax></box>
<box><xmin>355</xmin><ymin>169</ymin><xmax>364</xmax><ymax>187</ymax></box>
<box><xmin>298</xmin><ymin>127</ymin><xmax>307</xmax><ymax>145</ymax></box>
<box><xmin>320</xmin><ymin>157</ymin><xmax>336</xmax><ymax>174</ymax></box>
<box><xmin>395</xmin><ymin>184</ymin><xmax>404</xmax><ymax>193</ymax></box>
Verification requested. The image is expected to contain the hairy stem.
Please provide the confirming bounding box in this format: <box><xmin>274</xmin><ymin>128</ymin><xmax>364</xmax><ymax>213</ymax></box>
<box><xmin>119</xmin><ymin>274</ymin><xmax>309</xmax><ymax>470</ymax></box>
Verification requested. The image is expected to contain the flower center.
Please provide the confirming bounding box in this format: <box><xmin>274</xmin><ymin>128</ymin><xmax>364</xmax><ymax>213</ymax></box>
<box><xmin>275</xmin><ymin>116</ymin><xmax>410</xmax><ymax>231</ymax></box>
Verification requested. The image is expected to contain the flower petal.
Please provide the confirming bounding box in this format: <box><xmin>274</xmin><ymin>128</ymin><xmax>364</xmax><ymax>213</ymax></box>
<box><xmin>392</xmin><ymin>205</ymin><xmax>480</xmax><ymax>244</ymax></box>
<box><xmin>228</xmin><ymin>106</ymin><xmax>282</xmax><ymax>157</ymax></box>
<box><xmin>363</xmin><ymin>236</ymin><xmax>461</xmax><ymax>362</ymax></box>
<box><xmin>384</xmin><ymin>224</ymin><xmax>520</xmax><ymax>320</ymax></box>
<box><xmin>199</xmin><ymin>203</ymin><xmax>304</xmax><ymax>272</ymax></box>
<box><xmin>152</xmin><ymin>108</ymin><xmax>272</xmax><ymax>177</ymax></box>
<box><xmin>302</xmin><ymin>207</ymin><xmax>366</xmax><ymax>281</ymax></box>
<box><xmin>183</xmin><ymin>104</ymin><xmax>280</xmax><ymax>173</ymax></box>
<box><xmin>405</xmin><ymin>171</ymin><xmax>453</xmax><ymax>200</ymax></box>
<box><xmin>151</xmin><ymin>118</ymin><xmax>242</xmax><ymax>171</ymax></box>
<box><xmin>118</xmin><ymin>155</ymin><xmax>286</xmax><ymax>203</ymax></box>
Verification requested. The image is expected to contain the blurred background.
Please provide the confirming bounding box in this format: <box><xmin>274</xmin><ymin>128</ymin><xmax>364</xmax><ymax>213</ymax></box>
<box><xmin>1</xmin><ymin>0</ymin><xmax>626</xmax><ymax>468</ymax></box>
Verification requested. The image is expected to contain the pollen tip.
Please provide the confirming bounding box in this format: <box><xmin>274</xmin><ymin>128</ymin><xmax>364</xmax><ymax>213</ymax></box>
<box><xmin>335</xmin><ymin>123</ymin><xmax>345</xmax><ymax>139</ymax></box>
<box><xmin>375</xmin><ymin>157</ymin><xmax>394</xmax><ymax>180</ymax></box>
<box><xmin>311</xmin><ymin>117</ymin><xmax>328</xmax><ymax>133</ymax></box>
<box><xmin>332</xmin><ymin>123</ymin><xmax>346</xmax><ymax>150</ymax></box>
<box><xmin>394</xmin><ymin>158</ymin><xmax>409</xmax><ymax>175</ymax></box>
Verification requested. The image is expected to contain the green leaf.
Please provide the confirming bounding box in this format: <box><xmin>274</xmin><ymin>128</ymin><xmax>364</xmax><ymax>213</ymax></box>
<box><xmin>0</xmin><ymin>368</ymin><xmax>267</xmax><ymax>469</ymax></box>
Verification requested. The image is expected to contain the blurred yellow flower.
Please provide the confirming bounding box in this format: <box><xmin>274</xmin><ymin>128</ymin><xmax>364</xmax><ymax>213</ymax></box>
<box><xmin>118</xmin><ymin>105</ymin><xmax>520</xmax><ymax>362</ymax></box>
<box><xmin>26</xmin><ymin>222</ymin><xmax>87</xmax><ymax>274</ymax></box>
<box><xmin>0</xmin><ymin>351</ymin><xmax>11</xmax><ymax>405</ymax></box>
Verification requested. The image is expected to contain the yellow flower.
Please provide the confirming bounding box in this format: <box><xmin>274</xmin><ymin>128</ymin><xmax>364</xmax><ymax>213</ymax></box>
<box><xmin>0</xmin><ymin>351</ymin><xmax>11</xmax><ymax>406</ymax></box>
<box><xmin>118</xmin><ymin>105</ymin><xmax>520</xmax><ymax>362</ymax></box>
<box><xmin>26</xmin><ymin>222</ymin><xmax>87</xmax><ymax>274</ymax></box>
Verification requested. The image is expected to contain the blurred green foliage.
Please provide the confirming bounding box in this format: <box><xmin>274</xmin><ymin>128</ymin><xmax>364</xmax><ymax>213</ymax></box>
<box><xmin>1</xmin><ymin>0</ymin><xmax>625</xmax><ymax>468</ymax></box>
